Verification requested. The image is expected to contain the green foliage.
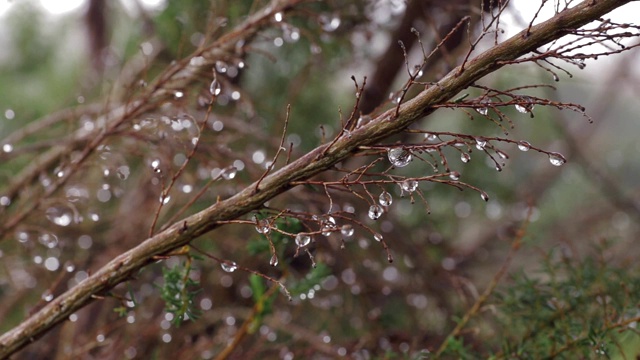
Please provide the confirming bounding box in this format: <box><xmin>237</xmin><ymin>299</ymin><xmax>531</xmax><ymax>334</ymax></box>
<box><xmin>158</xmin><ymin>261</ymin><xmax>202</xmax><ymax>326</ymax></box>
<box><xmin>289</xmin><ymin>263</ymin><xmax>332</xmax><ymax>296</ymax></box>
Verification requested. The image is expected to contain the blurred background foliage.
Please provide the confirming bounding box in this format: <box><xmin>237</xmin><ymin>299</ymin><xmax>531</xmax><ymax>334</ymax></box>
<box><xmin>1</xmin><ymin>0</ymin><xmax>640</xmax><ymax>359</ymax></box>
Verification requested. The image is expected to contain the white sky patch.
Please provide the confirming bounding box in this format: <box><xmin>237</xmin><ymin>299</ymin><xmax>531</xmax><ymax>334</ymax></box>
<box><xmin>39</xmin><ymin>0</ymin><xmax>84</xmax><ymax>15</ymax></box>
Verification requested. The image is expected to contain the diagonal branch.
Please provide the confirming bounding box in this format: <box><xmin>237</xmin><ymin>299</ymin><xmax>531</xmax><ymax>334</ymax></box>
<box><xmin>0</xmin><ymin>0</ymin><xmax>633</xmax><ymax>357</ymax></box>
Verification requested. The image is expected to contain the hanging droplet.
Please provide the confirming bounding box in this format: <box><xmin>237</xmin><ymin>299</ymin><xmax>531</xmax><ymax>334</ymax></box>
<box><xmin>159</xmin><ymin>194</ymin><xmax>171</xmax><ymax>204</ymax></box>
<box><xmin>548</xmin><ymin>152</ymin><xmax>566</xmax><ymax>166</ymax></box>
<box><xmin>401</xmin><ymin>180</ymin><xmax>418</xmax><ymax>193</ymax></box>
<box><xmin>269</xmin><ymin>254</ymin><xmax>279</xmax><ymax>266</ymax></box>
<box><xmin>496</xmin><ymin>150</ymin><xmax>509</xmax><ymax>160</ymax></box>
<box><xmin>221</xmin><ymin>261</ymin><xmax>238</xmax><ymax>273</ymax></box>
<box><xmin>273</xmin><ymin>12</ymin><xmax>283</xmax><ymax>22</ymax></box>
<box><xmin>368</xmin><ymin>205</ymin><xmax>384</xmax><ymax>220</ymax></box>
<box><xmin>476</xmin><ymin>107</ymin><xmax>488</xmax><ymax>116</ymax></box>
<box><xmin>517</xmin><ymin>140</ymin><xmax>531</xmax><ymax>152</ymax></box>
<box><xmin>45</xmin><ymin>207</ymin><xmax>75</xmax><ymax>227</ymax></box>
<box><xmin>221</xmin><ymin>166</ymin><xmax>237</xmax><ymax>180</ymax></box>
<box><xmin>475</xmin><ymin>137</ymin><xmax>487</xmax><ymax>150</ymax></box>
<box><xmin>387</xmin><ymin>148</ymin><xmax>412</xmax><ymax>167</ymax></box>
<box><xmin>460</xmin><ymin>153</ymin><xmax>471</xmax><ymax>163</ymax></box>
<box><xmin>378</xmin><ymin>191</ymin><xmax>393</xmax><ymax>206</ymax></box>
<box><xmin>514</xmin><ymin>104</ymin><xmax>527</xmax><ymax>113</ymax></box>
<box><xmin>254</xmin><ymin>216</ymin><xmax>270</xmax><ymax>234</ymax></box>
<box><xmin>449</xmin><ymin>171</ymin><xmax>460</xmax><ymax>181</ymax></box>
<box><xmin>340</xmin><ymin>225</ymin><xmax>354</xmax><ymax>238</ymax></box>
<box><xmin>373</xmin><ymin>233</ymin><xmax>383</xmax><ymax>242</ymax></box>
<box><xmin>295</xmin><ymin>233</ymin><xmax>312</xmax><ymax>247</ymax></box>
<box><xmin>480</xmin><ymin>191</ymin><xmax>489</xmax><ymax>201</ymax></box>
<box><xmin>209</xmin><ymin>79</ymin><xmax>222</xmax><ymax>96</ymax></box>
<box><xmin>515</xmin><ymin>97</ymin><xmax>534</xmax><ymax>113</ymax></box>
<box><xmin>321</xmin><ymin>215</ymin><xmax>337</xmax><ymax>236</ymax></box>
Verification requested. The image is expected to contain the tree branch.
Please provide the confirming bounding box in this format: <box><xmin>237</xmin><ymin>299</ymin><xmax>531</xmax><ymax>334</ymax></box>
<box><xmin>0</xmin><ymin>0</ymin><xmax>632</xmax><ymax>357</ymax></box>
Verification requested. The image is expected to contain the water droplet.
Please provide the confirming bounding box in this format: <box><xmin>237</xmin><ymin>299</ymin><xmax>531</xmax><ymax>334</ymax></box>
<box><xmin>401</xmin><ymin>180</ymin><xmax>418</xmax><ymax>193</ymax></box>
<box><xmin>517</xmin><ymin>140</ymin><xmax>531</xmax><ymax>152</ymax></box>
<box><xmin>174</xmin><ymin>91</ymin><xmax>184</xmax><ymax>99</ymax></box>
<box><xmin>0</xmin><ymin>196</ymin><xmax>10</xmax><ymax>206</ymax></box>
<box><xmin>38</xmin><ymin>233</ymin><xmax>59</xmax><ymax>248</ymax></box>
<box><xmin>159</xmin><ymin>195</ymin><xmax>171</xmax><ymax>204</ymax></box>
<box><xmin>319</xmin><ymin>13</ymin><xmax>341</xmax><ymax>32</ymax></box>
<box><xmin>424</xmin><ymin>133</ymin><xmax>438</xmax><ymax>142</ymax></box>
<box><xmin>480</xmin><ymin>192</ymin><xmax>489</xmax><ymax>201</ymax></box>
<box><xmin>321</xmin><ymin>215</ymin><xmax>337</xmax><ymax>236</ymax></box>
<box><xmin>373</xmin><ymin>233</ymin><xmax>383</xmax><ymax>242</ymax></box>
<box><xmin>269</xmin><ymin>254</ymin><xmax>278</xmax><ymax>266</ymax></box>
<box><xmin>221</xmin><ymin>261</ymin><xmax>238</xmax><ymax>273</ymax></box>
<box><xmin>449</xmin><ymin>171</ymin><xmax>460</xmax><ymax>181</ymax></box>
<box><xmin>116</xmin><ymin>166</ymin><xmax>130</xmax><ymax>180</ymax></box>
<box><xmin>460</xmin><ymin>153</ymin><xmax>471</xmax><ymax>163</ymax></box>
<box><xmin>221</xmin><ymin>166</ymin><xmax>237</xmax><ymax>180</ymax></box>
<box><xmin>477</xmin><ymin>107</ymin><xmax>488</xmax><ymax>116</ymax></box>
<box><xmin>274</xmin><ymin>12</ymin><xmax>283</xmax><ymax>22</ymax></box>
<box><xmin>45</xmin><ymin>207</ymin><xmax>74</xmax><ymax>227</ymax></box>
<box><xmin>189</xmin><ymin>56</ymin><xmax>206</xmax><ymax>66</ymax></box>
<box><xmin>378</xmin><ymin>191</ymin><xmax>393</xmax><ymax>206</ymax></box>
<box><xmin>387</xmin><ymin>148</ymin><xmax>412</xmax><ymax>167</ymax></box>
<box><xmin>254</xmin><ymin>216</ymin><xmax>270</xmax><ymax>234</ymax></box>
<box><xmin>2</xmin><ymin>143</ymin><xmax>13</xmax><ymax>153</ymax></box>
<box><xmin>340</xmin><ymin>225</ymin><xmax>354</xmax><ymax>238</ymax></box>
<box><xmin>295</xmin><ymin>233</ymin><xmax>311</xmax><ymax>247</ymax></box>
<box><xmin>368</xmin><ymin>205</ymin><xmax>384</xmax><ymax>220</ymax></box>
<box><xmin>515</xmin><ymin>97</ymin><xmax>534</xmax><ymax>113</ymax></box>
<box><xmin>209</xmin><ymin>79</ymin><xmax>222</xmax><ymax>96</ymax></box>
<box><xmin>548</xmin><ymin>152</ymin><xmax>566</xmax><ymax>166</ymax></box>
<box><xmin>475</xmin><ymin>137</ymin><xmax>487</xmax><ymax>150</ymax></box>
<box><xmin>42</xmin><ymin>292</ymin><xmax>54</xmax><ymax>302</ymax></box>
<box><xmin>496</xmin><ymin>150</ymin><xmax>509</xmax><ymax>160</ymax></box>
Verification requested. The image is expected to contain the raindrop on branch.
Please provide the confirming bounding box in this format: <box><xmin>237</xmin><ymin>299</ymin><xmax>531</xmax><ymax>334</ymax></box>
<box><xmin>401</xmin><ymin>180</ymin><xmax>418</xmax><ymax>193</ymax></box>
<box><xmin>221</xmin><ymin>166</ymin><xmax>237</xmax><ymax>180</ymax></box>
<box><xmin>378</xmin><ymin>191</ymin><xmax>393</xmax><ymax>206</ymax></box>
<box><xmin>368</xmin><ymin>205</ymin><xmax>384</xmax><ymax>220</ymax></box>
<box><xmin>480</xmin><ymin>191</ymin><xmax>489</xmax><ymax>202</ymax></box>
<box><xmin>340</xmin><ymin>225</ymin><xmax>354</xmax><ymax>238</ymax></box>
<box><xmin>319</xmin><ymin>13</ymin><xmax>341</xmax><ymax>32</ymax></box>
<box><xmin>295</xmin><ymin>233</ymin><xmax>311</xmax><ymax>247</ymax></box>
<box><xmin>209</xmin><ymin>79</ymin><xmax>222</xmax><ymax>96</ymax></box>
<box><xmin>374</xmin><ymin>233</ymin><xmax>383</xmax><ymax>242</ymax></box>
<box><xmin>254</xmin><ymin>216</ymin><xmax>270</xmax><ymax>234</ymax></box>
<box><xmin>321</xmin><ymin>215</ymin><xmax>337</xmax><ymax>236</ymax></box>
<box><xmin>221</xmin><ymin>261</ymin><xmax>238</xmax><ymax>273</ymax></box>
<box><xmin>548</xmin><ymin>152</ymin><xmax>566</xmax><ymax>166</ymax></box>
<box><xmin>475</xmin><ymin>137</ymin><xmax>487</xmax><ymax>150</ymax></box>
<box><xmin>517</xmin><ymin>141</ymin><xmax>531</xmax><ymax>152</ymax></box>
<box><xmin>269</xmin><ymin>254</ymin><xmax>279</xmax><ymax>267</ymax></box>
<box><xmin>460</xmin><ymin>153</ymin><xmax>471</xmax><ymax>163</ymax></box>
<box><xmin>424</xmin><ymin>133</ymin><xmax>438</xmax><ymax>142</ymax></box>
<box><xmin>387</xmin><ymin>148</ymin><xmax>412</xmax><ymax>167</ymax></box>
<box><xmin>449</xmin><ymin>171</ymin><xmax>460</xmax><ymax>181</ymax></box>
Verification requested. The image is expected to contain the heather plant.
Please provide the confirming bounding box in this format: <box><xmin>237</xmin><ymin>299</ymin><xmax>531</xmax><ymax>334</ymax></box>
<box><xmin>0</xmin><ymin>0</ymin><xmax>639</xmax><ymax>358</ymax></box>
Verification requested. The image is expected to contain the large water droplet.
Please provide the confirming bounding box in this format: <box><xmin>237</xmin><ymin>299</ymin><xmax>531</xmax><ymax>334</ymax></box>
<box><xmin>254</xmin><ymin>216</ymin><xmax>270</xmax><ymax>234</ymax></box>
<box><xmin>460</xmin><ymin>153</ymin><xmax>471</xmax><ymax>163</ymax></box>
<box><xmin>378</xmin><ymin>191</ymin><xmax>393</xmax><ymax>206</ymax></box>
<box><xmin>475</xmin><ymin>137</ymin><xmax>487</xmax><ymax>150</ymax></box>
<box><xmin>517</xmin><ymin>141</ymin><xmax>531</xmax><ymax>152</ymax></box>
<box><xmin>373</xmin><ymin>233</ymin><xmax>383</xmax><ymax>242</ymax></box>
<box><xmin>368</xmin><ymin>205</ymin><xmax>384</xmax><ymax>220</ymax></box>
<box><xmin>209</xmin><ymin>79</ymin><xmax>222</xmax><ymax>96</ymax></box>
<box><xmin>401</xmin><ymin>180</ymin><xmax>418</xmax><ymax>193</ymax></box>
<box><xmin>221</xmin><ymin>261</ymin><xmax>238</xmax><ymax>273</ymax></box>
<box><xmin>548</xmin><ymin>152</ymin><xmax>566</xmax><ymax>166</ymax></box>
<box><xmin>340</xmin><ymin>225</ymin><xmax>354</xmax><ymax>238</ymax></box>
<box><xmin>449</xmin><ymin>171</ymin><xmax>460</xmax><ymax>181</ymax></box>
<box><xmin>269</xmin><ymin>254</ymin><xmax>278</xmax><ymax>267</ymax></box>
<box><xmin>387</xmin><ymin>148</ymin><xmax>412</xmax><ymax>167</ymax></box>
<box><xmin>2</xmin><ymin>143</ymin><xmax>13</xmax><ymax>153</ymax></box>
<box><xmin>274</xmin><ymin>12</ymin><xmax>283</xmax><ymax>22</ymax></box>
<box><xmin>295</xmin><ymin>233</ymin><xmax>311</xmax><ymax>247</ymax></box>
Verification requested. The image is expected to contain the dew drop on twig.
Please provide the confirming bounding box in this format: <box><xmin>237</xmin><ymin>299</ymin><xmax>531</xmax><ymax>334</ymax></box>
<box><xmin>269</xmin><ymin>254</ymin><xmax>278</xmax><ymax>267</ymax></box>
<box><xmin>340</xmin><ymin>225</ymin><xmax>354</xmax><ymax>238</ymax></box>
<box><xmin>295</xmin><ymin>233</ymin><xmax>311</xmax><ymax>247</ymax></box>
<box><xmin>378</xmin><ymin>191</ymin><xmax>393</xmax><ymax>206</ymax></box>
<box><xmin>517</xmin><ymin>140</ymin><xmax>531</xmax><ymax>152</ymax></box>
<box><xmin>548</xmin><ymin>152</ymin><xmax>566</xmax><ymax>166</ymax></box>
<box><xmin>368</xmin><ymin>205</ymin><xmax>384</xmax><ymax>220</ymax></box>
<box><xmin>221</xmin><ymin>261</ymin><xmax>237</xmax><ymax>273</ymax></box>
<box><xmin>460</xmin><ymin>153</ymin><xmax>471</xmax><ymax>163</ymax></box>
<box><xmin>401</xmin><ymin>180</ymin><xmax>418</xmax><ymax>193</ymax></box>
<box><xmin>387</xmin><ymin>148</ymin><xmax>412</xmax><ymax>167</ymax></box>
